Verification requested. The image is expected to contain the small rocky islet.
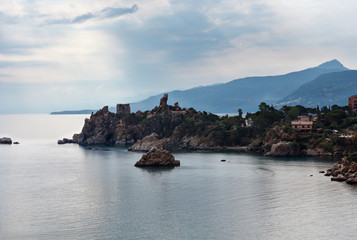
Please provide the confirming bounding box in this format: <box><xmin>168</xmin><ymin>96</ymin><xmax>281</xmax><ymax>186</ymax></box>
<box><xmin>134</xmin><ymin>148</ymin><xmax>180</xmax><ymax>167</ymax></box>
<box><xmin>0</xmin><ymin>137</ymin><xmax>19</xmax><ymax>144</ymax></box>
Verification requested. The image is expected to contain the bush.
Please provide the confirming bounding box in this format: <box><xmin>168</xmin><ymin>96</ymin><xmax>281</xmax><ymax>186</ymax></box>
<box><xmin>318</xmin><ymin>141</ymin><xmax>334</xmax><ymax>153</ymax></box>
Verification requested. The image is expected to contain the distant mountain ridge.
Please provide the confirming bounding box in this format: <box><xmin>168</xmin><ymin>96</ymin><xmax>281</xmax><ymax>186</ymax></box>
<box><xmin>130</xmin><ymin>59</ymin><xmax>348</xmax><ymax>113</ymax></box>
<box><xmin>276</xmin><ymin>70</ymin><xmax>357</xmax><ymax>108</ymax></box>
<box><xmin>50</xmin><ymin>59</ymin><xmax>353</xmax><ymax>114</ymax></box>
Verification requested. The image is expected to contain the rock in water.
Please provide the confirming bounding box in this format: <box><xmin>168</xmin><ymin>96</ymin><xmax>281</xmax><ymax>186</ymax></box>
<box><xmin>331</xmin><ymin>174</ymin><xmax>347</xmax><ymax>182</ymax></box>
<box><xmin>57</xmin><ymin>138</ymin><xmax>75</xmax><ymax>144</ymax></box>
<box><xmin>0</xmin><ymin>137</ymin><xmax>12</xmax><ymax>144</ymax></box>
<box><xmin>135</xmin><ymin>148</ymin><xmax>180</xmax><ymax>167</ymax></box>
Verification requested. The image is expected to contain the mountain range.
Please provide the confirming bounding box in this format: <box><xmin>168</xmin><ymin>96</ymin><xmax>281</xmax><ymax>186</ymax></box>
<box><xmin>276</xmin><ymin>70</ymin><xmax>357</xmax><ymax>108</ymax></box>
<box><xmin>130</xmin><ymin>59</ymin><xmax>350</xmax><ymax>113</ymax></box>
<box><xmin>51</xmin><ymin>59</ymin><xmax>355</xmax><ymax>114</ymax></box>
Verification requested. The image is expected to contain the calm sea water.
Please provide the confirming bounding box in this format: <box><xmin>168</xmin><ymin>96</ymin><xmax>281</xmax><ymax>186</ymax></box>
<box><xmin>0</xmin><ymin>114</ymin><xmax>356</xmax><ymax>240</ymax></box>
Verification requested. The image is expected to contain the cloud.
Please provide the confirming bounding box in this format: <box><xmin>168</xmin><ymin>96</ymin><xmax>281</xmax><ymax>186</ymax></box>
<box><xmin>71</xmin><ymin>13</ymin><xmax>95</xmax><ymax>24</ymax></box>
<box><xmin>1</xmin><ymin>0</ymin><xmax>357</xmax><ymax>113</ymax></box>
<box><xmin>101</xmin><ymin>4</ymin><xmax>138</xmax><ymax>19</ymax></box>
<box><xmin>0</xmin><ymin>11</ymin><xmax>20</xmax><ymax>24</ymax></box>
<box><xmin>48</xmin><ymin>4</ymin><xmax>138</xmax><ymax>24</ymax></box>
<box><xmin>99</xmin><ymin>2</ymin><xmax>277</xmax><ymax>90</ymax></box>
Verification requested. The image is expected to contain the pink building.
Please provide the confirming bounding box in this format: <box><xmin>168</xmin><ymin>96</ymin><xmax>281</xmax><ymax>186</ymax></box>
<box><xmin>291</xmin><ymin>116</ymin><xmax>313</xmax><ymax>131</ymax></box>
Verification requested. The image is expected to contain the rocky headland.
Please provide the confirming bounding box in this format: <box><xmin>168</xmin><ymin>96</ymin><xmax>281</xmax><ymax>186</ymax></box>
<box><xmin>72</xmin><ymin>94</ymin><xmax>229</xmax><ymax>150</ymax></box>
<box><xmin>70</xmin><ymin>94</ymin><xmax>357</xmax><ymax>160</ymax></box>
<box><xmin>58</xmin><ymin>138</ymin><xmax>76</xmax><ymax>144</ymax></box>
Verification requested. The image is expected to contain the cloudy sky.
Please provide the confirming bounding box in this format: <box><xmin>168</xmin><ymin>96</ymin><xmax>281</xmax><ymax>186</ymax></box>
<box><xmin>0</xmin><ymin>0</ymin><xmax>356</xmax><ymax>113</ymax></box>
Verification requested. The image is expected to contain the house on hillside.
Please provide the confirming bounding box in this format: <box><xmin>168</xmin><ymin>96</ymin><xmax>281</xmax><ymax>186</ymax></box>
<box><xmin>348</xmin><ymin>95</ymin><xmax>357</xmax><ymax>112</ymax></box>
<box><xmin>291</xmin><ymin>116</ymin><xmax>313</xmax><ymax>132</ymax></box>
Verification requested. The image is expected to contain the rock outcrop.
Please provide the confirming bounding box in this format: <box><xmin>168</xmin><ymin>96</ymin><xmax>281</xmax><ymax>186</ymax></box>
<box><xmin>325</xmin><ymin>157</ymin><xmax>357</xmax><ymax>184</ymax></box>
<box><xmin>246</xmin><ymin>126</ymin><xmax>301</xmax><ymax>156</ymax></box>
<box><xmin>265</xmin><ymin>141</ymin><xmax>300</xmax><ymax>157</ymax></box>
<box><xmin>0</xmin><ymin>137</ymin><xmax>12</xmax><ymax>144</ymax></box>
<box><xmin>134</xmin><ymin>148</ymin><xmax>180</xmax><ymax>167</ymax></box>
<box><xmin>57</xmin><ymin>138</ymin><xmax>76</xmax><ymax>144</ymax></box>
<box><xmin>72</xmin><ymin>94</ymin><xmax>192</xmax><ymax>147</ymax></box>
<box><xmin>158</xmin><ymin>93</ymin><xmax>169</xmax><ymax>112</ymax></box>
<box><xmin>73</xmin><ymin>106</ymin><xmax>137</xmax><ymax>146</ymax></box>
<box><xmin>128</xmin><ymin>133</ymin><xmax>168</xmax><ymax>152</ymax></box>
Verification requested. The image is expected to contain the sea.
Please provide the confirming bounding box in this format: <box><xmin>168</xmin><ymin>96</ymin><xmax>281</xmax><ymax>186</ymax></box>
<box><xmin>0</xmin><ymin>114</ymin><xmax>356</xmax><ymax>240</ymax></box>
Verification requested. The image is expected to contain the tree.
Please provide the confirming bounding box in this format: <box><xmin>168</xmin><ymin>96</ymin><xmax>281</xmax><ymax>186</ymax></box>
<box><xmin>238</xmin><ymin>108</ymin><xmax>243</xmax><ymax>118</ymax></box>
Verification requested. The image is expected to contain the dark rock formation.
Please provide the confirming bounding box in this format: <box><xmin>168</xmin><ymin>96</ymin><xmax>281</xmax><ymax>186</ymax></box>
<box><xmin>116</xmin><ymin>104</ymin><xmax>131</xmax><ymax>115</ymax></box>
<box><xmin>134</xmin><ymin>148</ymin><xmax>180</xmax><ymax>167</ymax></box>
<box><xmin>0</xmin><ymin>137</ymin><xmax>12</xmax><ymax>144</ymax></box>
<box><xmin>158</xmin><ymin>93</ymin><xmax>168</xmax><ymax>112</ymax></box>
<box><xmin>346</xmin><ymin>177</ymin><xmax>357</xmax><ymax>184</ymax></box>
<box><xmin>174</xmin><ymin>102</ymin><xmax>180</xmax><ymax>110</ymax></box>
<box><xmin>128</xmin><ymin>133</ymin><xmax>168</xmax><ymax>152</ymax></box>
<box><xmin>331</xmin><ymin>174</ymin><xmax>347</xmax><ymax>182</ymax></box>
<box><xmin>325</xmin><ymin>157</ymin><xmax>357</xmax><ymax>184</ymax></box>
<box><xmin>72</xmin><ymin>94</ymin><xmax>192</xmax><ymax>146</ymax></box>
<box><xmin>73</xmin><ymin>106</ymin><xmax>131</xmax><ymax>145</ymax></box>
<box><xmin>58</xmin><ymin>138</ymin><xmax>76</xmax><ymax>144</ymax></box>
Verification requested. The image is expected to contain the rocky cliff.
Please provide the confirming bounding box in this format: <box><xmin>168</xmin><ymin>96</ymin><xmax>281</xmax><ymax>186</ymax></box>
<box><xmin>73</xmin><ymin>94</ymin><xmax>215</xmax><ymax>148</ymax></box>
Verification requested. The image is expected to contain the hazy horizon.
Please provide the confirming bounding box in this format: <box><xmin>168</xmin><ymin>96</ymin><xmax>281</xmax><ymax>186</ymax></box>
<box><xmin>1</xmin><ymin>1</ymin><xmax>357</xmax><ymax>113</ymax></box>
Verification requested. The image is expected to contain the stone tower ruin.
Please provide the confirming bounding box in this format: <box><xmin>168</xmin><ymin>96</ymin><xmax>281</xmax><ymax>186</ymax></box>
<box><xmin>116</xmin><ymin>104</ymin><xmax>131</xmax><ymax>115</ymax></box>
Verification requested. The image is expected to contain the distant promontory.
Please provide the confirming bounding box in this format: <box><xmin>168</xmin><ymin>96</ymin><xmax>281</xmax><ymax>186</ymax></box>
<box><xmin>51</xmin><ymin>110</ymin><xmax>97</xmax><ymax>115</ymax></box>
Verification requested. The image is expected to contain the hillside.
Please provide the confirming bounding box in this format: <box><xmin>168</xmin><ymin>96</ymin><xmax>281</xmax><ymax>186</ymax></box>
<box><xmin>277</xmin><ymin>70</ymin><xmax>357</xmax><ymax>108</ymax></box>
<box><xmin>130</xmin><ymin>60</ymin><xmax>348</xmax><ymax>113</ymax></box>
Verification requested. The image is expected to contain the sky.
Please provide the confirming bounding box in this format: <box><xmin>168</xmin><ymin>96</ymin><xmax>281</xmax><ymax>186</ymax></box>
<box><xmin>1</xmin><ymin>0</ymin><xmax>357</xmax><ymax>113</ymax></box>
